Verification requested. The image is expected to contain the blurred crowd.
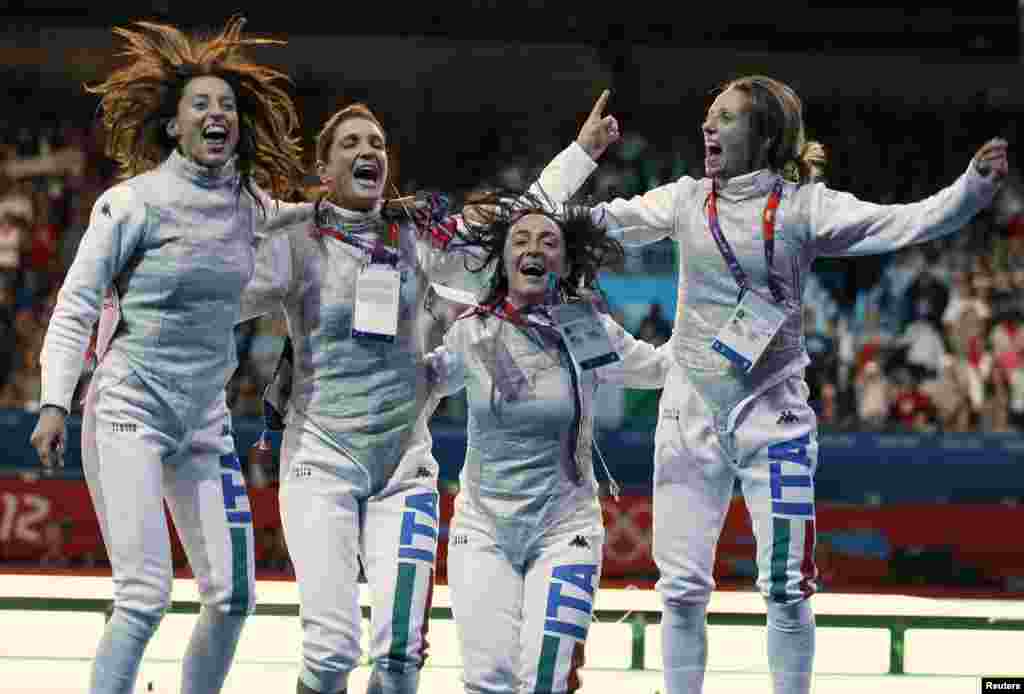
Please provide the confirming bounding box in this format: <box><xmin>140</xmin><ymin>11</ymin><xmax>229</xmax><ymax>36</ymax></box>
<box><xmin>2</xmin><ymin>97</ymin><xmax>1023</xmax><ymax>442</ymax></box>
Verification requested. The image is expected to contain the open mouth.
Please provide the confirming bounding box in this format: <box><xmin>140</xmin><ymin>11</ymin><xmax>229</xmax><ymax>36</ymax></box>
<box><xmin>705</xmin><ymin>142</ymin><xmax>722</xmax><ymax>157</ymax></box>
<box><xmin>352</xmin><ymin>161</ymin><xmax>381</xmax><ymax>184</ymax></box>
<box><xmin>519</xmin><ymin>259</ymin><xmax>546</xmax><ymax>277</ymax></box>
<box><xmin>203</xmin><ymin>124</ymin><xmax>229</xmax><ymax>146</ymax></box>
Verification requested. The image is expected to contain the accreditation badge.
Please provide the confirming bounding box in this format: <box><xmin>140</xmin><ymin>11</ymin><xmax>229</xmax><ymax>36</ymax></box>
<box><xmin>551</xmin><ymin>301</ymin><xmax>620</xmax><ymax>371</ymax></box>
<box><xmin>352</xmin><ymin>264</ymin><xmax>400</xmax><ymax>342</ymax></box>
<box><xmin>711</xmin><ymin>289</ymin><xmax>787</xmax><ymax>372</ymax></box>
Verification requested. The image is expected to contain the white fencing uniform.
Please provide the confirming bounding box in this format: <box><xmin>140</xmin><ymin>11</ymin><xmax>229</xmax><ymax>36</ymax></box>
<box><xmin>535</xmin><ymin>142</ymin><xmax>1000</xmax><ymax>694</ymax></box>
<box><xmin>430</xmin><ymin>306</ymin><xmax>671</xmax><ymax>694</ymax></box>
<box><xmin>240</xmin><ymin>200</ymin><xmax>484</xmax><ymax>694</ymax></box>
<box><xmin>39</xmin><ymin>150</ymin><xmax>305</xmax><ymax>694</ymax></box>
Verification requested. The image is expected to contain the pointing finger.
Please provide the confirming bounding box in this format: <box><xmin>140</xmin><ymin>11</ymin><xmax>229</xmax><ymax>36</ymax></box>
<box><xmin>588</xmin><ymin>90</ymin><xmax>611</xmax><ymax>123</ymax></box>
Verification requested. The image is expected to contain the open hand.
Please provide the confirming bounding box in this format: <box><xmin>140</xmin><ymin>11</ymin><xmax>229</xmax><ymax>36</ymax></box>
<box><xmin>30</xmin><ymin>406</ymin><xmax>67</xmax><ymax>470</ymax></box>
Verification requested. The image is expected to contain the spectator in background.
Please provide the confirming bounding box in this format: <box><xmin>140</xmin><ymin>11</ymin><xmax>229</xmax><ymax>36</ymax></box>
<box><xmin>0</xmin><ymin>183</ymin><xmax>32</xmax><ymax>394</ymax></box>
<box><xmin>922</xmin><ymin>354</ymin><xmax>974</xmax><ymax>432</ymax></box>
<box><xmin>855</xmin><ymin>360</ymin><xmax>890</xmax><ymax>429</ymax></box>
<box><xmin>803</xmin><ymin>306</ymin><xmax>837</xmax><ymax>416</ymax></box>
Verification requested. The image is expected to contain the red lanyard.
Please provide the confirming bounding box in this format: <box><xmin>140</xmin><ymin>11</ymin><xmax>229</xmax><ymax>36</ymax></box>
<box><xmin>316</xmin><ymin>221</ymin><xmax>400</xmax><ymax>266</ymax></box>
<box><xmin>707</xmin><ymin>179</ymin><xmax>785</xmax><ymax>303</ymax></box>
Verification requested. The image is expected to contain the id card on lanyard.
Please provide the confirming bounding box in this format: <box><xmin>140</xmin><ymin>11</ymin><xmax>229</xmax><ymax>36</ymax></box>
<box><xmin>352</xmin><ymin>265</ymin><xmax>401</xmax><ymax>342</ymax></box>
<box><xmin>551</xmin><ymin>301</ymin><xmax>620</xmax><ymax>370</ymax></box>
<box><xmin>320</xmin><ymin>220</ymin><xmax>403</xmax><ymax>342</ymax></box>
<box><xmin>706</xmin><ymin>179</ymin><xmax>788</xmax><ymax>373</ymax></box>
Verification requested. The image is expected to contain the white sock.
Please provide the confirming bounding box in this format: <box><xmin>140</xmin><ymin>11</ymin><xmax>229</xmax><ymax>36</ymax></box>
<box><xmin>366</xmin><ymin>666</ymin><xmax>420</xmax><ymax>694</ymax></box>
<box><xmin>180</xmin><ymin>609</ymin><xmax>246</xmax><ymax>694</ymax></box>
<box><xmin>90</xmin><ymin>606</ymin><xmax>161</xmax><ymax>694</ymax></box>
<box><xmin>766</xmin><ymin>600</ymin><xmax>815</xmax><ymax>694</ymax></box>
<box><xmin>661</xmin><ymin>602</ymin><xmax>708</xmax><ymax>694</ymax></box>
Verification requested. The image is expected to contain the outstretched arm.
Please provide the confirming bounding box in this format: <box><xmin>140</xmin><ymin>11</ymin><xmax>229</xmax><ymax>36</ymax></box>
<box><xmin>813</xmin><ymin>138</ymin><xmax>1008</xmax><ymax>257</ymax></box>
<box><xmin>595</xmin><ymin>315</ymin><xmax>674</xmax><ymax>388</ymax></box>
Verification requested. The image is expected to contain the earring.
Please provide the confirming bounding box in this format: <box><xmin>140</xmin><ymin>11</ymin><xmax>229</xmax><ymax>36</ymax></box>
<box><xmin>166</xmin><ymin>121</ymin><xmax>177</xmax><ymax>137</ymax></box>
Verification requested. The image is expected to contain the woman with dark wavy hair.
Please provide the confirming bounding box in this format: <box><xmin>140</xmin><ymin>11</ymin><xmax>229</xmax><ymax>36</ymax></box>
<box><xmin>425</xmin><ymin>192</ymin><xmax>672</xmax><ymax>694</ymax></box>
<box><xmin>30</xmin><ymin>16</ymin><xmax>306</xmax><ymax>694</ymax></box>
<box><xmin>240</xmin><ymin>95</ymin><xmax>600</xmax><ymax>693</ymax></box>
<box><xmin>541</xmin><ymin>81</ymin><xmax>1007</xmax><ymax>694</ymax></box>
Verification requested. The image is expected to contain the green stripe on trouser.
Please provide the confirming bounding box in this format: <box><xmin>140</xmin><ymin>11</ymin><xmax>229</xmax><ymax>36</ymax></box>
<box><xmin>770</xmin><ymin>518</ymin><xmax>792</xmax><ymax>603</ymax></box>
<box><xmin>535</xmin><ymin>634</ymin><xmax>561</xmax><ymax>693</ymax></box>
<box><xmin>388</xmin><ymin>562</ymin><xmax>417</xmax><ymax>671</ymax></box>
<box><xmin>229</xmin><ymin>526</ymin><xmax>249</xmax><ymax>615</ymax></box>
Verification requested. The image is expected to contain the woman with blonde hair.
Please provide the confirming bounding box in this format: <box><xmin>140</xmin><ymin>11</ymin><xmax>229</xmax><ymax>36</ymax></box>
<box><xmin>539</xmin><ymin>79</ymin><xmax>1007</xmax><ymax>694</ymax></box>
<box><xmin>30</xmin><ymin>16</ymin><xmax>306</xmax><ymax>694</ymax></box>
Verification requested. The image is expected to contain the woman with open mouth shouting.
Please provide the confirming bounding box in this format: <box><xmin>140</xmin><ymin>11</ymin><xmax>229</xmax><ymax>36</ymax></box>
<box><xmin>30</xmin><ymin>16</ymin><xmax>308</xmax><ymax>694</ymax></box>
<box><xmin>423</xmin><ymin>191</ymin><xmax>673</xmax><ymax>694</ymax></box>
<box><xmin>237</xmin><ymin>102</ymin><xmax>584</xmax><ymax>694</ymax></box>
<box><xmin>537</xmin><ymin>82</ymin><xmax>1008</xmax><ymax>694</ymax></box>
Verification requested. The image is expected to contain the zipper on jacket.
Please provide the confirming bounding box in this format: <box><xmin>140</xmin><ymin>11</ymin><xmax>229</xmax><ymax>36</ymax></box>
<box><xmin>556</xmin><ymin>338</ymin><xmax>584</xmax><ymax>485</ymax></box>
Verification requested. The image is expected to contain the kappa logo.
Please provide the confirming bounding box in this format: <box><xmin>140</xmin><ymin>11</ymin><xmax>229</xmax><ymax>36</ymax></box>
<box><xmin>111</xmin><ymin>422</ymin><xmax>137</xmax><ymax>434</ymax></box>
<box><xmin>570</xmin><ymin>535</ymin><xmax>590</xmax><ymax>549</ymax></box>
<box><xmin>778</xmin><ymin>410</ymin><xmax>799</xmax><ymax>425</ymax></box>
<box><xmin>101</xmin><ymin>202</ymin><xmax>111</xmax><ymax>218</ymax></box>
<box><xmin>415</xmin><ymin>466</ymin><xmax>432</xmax><ymax>479</ymax></box>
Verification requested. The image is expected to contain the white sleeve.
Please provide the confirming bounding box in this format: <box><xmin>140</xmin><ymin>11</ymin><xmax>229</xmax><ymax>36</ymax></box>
<box><xmin>810</xmin><ymin>162</ymin><xmax>998</xmax><ymax>257</ymax></box>
<box><xmin>39</xmin><ymin>185</ymin><xmax>146</xmax><ymax>411</ymax></box>
<box><xmin>424</xmin><ymin>323</ymin><xmax>468</xmax><ymax>398</ymax></box>
<box><xmin>239</xmin><ymin>231</ymin><xmax>293</xmax><ymax>323</ymax></box>
<box><xmin>251</xmin><ymin>185</ymin><xmax>315</xmax><ymax>243</ymax></box>
<box><xmin>415</xmin><ymin>214</ymin><xmax>489</xmax><ymax>283</ymax></box>
<box><xmin>594</xmin><ymin>314</ymin><xmax>673</xmax><ymax>388</ymax></box>
<box><xmin>533</xmin><ymin>141</ymin><xmax>684</xmax><ymax>246</ymax></box>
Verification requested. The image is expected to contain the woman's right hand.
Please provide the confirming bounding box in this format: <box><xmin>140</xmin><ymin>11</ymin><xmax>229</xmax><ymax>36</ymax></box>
<box><xmin>30</xmin><ymin>405</ymin><xmax>67</xmax><ymax>469</ymax></box>
<box><xmin>575</xmin><ymin>90</ymin><xmax>621</xmax><ymax>162</ymax></box>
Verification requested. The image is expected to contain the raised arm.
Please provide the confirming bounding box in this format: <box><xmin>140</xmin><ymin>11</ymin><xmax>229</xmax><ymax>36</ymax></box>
<box><xmin>812</xmin><ymin>138</ymin><xmax>1008</xmax><ymax>257</ymax></box>
<box><xmin>533</xmin><ymin>91</ymin><xmax>682</xmax><ymax>245</ymax></box>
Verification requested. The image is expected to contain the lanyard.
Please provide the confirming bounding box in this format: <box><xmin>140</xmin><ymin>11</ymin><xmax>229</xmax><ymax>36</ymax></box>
<box><xmin>478</xmin><ymin>299</ymin><xmax>584</xmax><ymax>484</ymax></box>
<box><xmin>315</xmin><ymin>219</ymin><xmax>401</xmax><ymax>267</ymax></box>
<box><xmin>481</xmin><ymin>300</ymin><xmax>558</xmax><ymax>333</ymax></box>
<box><xmin>707</xmin><ymin>179</ymin><xmax>785</xmax><ymax>303</ymax></box>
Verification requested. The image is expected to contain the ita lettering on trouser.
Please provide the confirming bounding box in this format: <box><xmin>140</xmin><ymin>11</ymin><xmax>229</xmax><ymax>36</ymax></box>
<box><xmin>220</xmin><ymin>454</ymin><xmax>252</xmax><ymax>524</ymax></box>
<box><xmin>768</xmin><ymin>434</ymin><xmax>813</xmax><ymax>518</ymax></box>
<box><xmin>399</xmin><ymin>492</ymin><xmax>438</xmax><ymax>562</ymax></box>
<box><xmin>544</xmin><ymin>564</ymin><xmax>597</xmax><ymax>640</ymax></box>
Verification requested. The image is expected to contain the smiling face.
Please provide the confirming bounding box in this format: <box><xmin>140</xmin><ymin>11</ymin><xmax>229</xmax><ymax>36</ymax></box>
<box><xmin>503</xmin><ymin>213</ymin><xmax>567</xmax><ymax>309</ymax></box>
<box><xmin>168</xmin><ymin>75</ymin><xmax>240</xmax><ymax>170</ymax></box>
<box><xmin>318</xmin><ymin>117</ymin><xmax>388</xmax><ymax>211</ymax></box>
<box><xmin>702</xmin><ymin>86</ymin><xmax>765</xmax><ymax>181</ymax></box>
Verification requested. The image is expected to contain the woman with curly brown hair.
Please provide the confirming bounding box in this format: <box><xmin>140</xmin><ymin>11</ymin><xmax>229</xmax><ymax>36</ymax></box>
<box><xmin>29</xmin><ymin>16</ymin><xmax>306</xmax><ymax>694</ymax></box>
<box><xmin>239</xmin><ymin>99</ymin><xmax>594</xmax><ymax>694</ymax></box>
<box><xmin>424</xmin><ymin>192</ymin><xmax>672</xmax><ymax>694</ymax></box>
